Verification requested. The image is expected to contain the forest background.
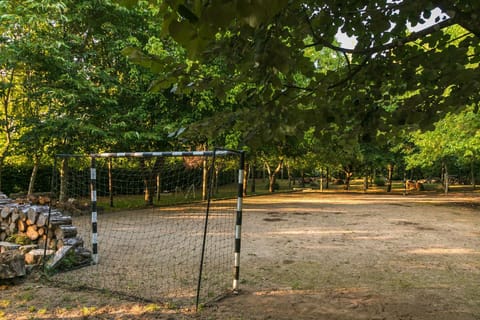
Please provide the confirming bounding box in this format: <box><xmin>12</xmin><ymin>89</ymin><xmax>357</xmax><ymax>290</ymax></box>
<box><xmin>1</xmin><ymin>0</ymin><xmax>480</xmax><ymax>195</ymax></box>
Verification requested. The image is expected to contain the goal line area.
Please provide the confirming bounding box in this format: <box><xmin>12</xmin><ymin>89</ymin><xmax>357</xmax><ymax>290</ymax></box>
<box><xmin>44</xmin><ymin>150</ymin><xmax>244</xmax><ymax>308</ymax></box>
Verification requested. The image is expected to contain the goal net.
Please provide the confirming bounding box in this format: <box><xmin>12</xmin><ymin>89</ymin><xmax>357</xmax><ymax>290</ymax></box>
<box><xmin>45</xmin><ymin>150</ymin><xmax>244</xmax><ymax>308</ymax></box>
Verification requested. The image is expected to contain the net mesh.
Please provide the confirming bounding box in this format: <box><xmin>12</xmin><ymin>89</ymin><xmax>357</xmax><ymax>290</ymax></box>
<box><xmin>47</xmin><ymin>152</ymin><xmax>240</xmax><ymax>308</ymax></box>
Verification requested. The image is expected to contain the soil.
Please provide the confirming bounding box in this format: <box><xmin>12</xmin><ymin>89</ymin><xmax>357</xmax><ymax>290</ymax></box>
<box><xmin>1</xmin><ymin>190</ymin><xmax>480</xmax><ymax>319</ymax></box>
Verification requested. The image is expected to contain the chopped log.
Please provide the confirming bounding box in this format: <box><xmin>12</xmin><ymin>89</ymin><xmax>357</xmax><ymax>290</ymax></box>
<box><xmin>37</xmin><ymin>227</ymin><xmax>45</xmax><ymax>237</ymax></box>
<box><xmin>8</xmin><ymin>222</ymin><xmax>16</xmax><ymax>234</ymax></box>
<box><xmin>27</xmin><ymin>208</ymin><xmax>38</xmax><ymax>225</ymax></box>
<box><xmin>17</xmin><ymin>220</ymin><xmax>27</xmax><ymax>232</ymax></box>
<box><xmin>0</xmin><ymin>232</ymin><xmax>6</xmax><ymax>241</ymax></box>
<box><xmin>36</xmin><ymin>213</ymin><xmax>48</xmax><ymax>227</ymax></box>
<box><xmin>57</xmin><ymin>237</ymin><xmax>84</xmax><ymax>249</ymax></box>
<box><xmin>46</xmin><ymin>245</ymin><xmax>74</xmax><ymax>269</ymax></box>
<box><xmin>26</xmin><ymin>225</ymin><xmax>39</xmax><ymax>241</ymax></box>
<box><xmin>10</xmin><ymin>210</ymin><xmax>19</xmax><ymax>224</ymax></box>
<box><xmin>49</xmin><ymin>215</ymin><xmax>72</xmax><ymax>227</ymax></box>
<box><xmin>0</xmin><ymin>241</ymin><xmax>20</xmax><ymax>253</ymax></box>
<box><xmin>37</xmin><ymin>236</ymin><xmax>47</xmax><ymax>250</ymax></box>
<box><xmin>19</xmin><ymin>208</ymin><xmax>27</xmax><ymax>221</ymax></box>
<box><xmin>25</xmin><ymin>249</ymin><xmax>54</xmax><ymax>265</ymax></box>
<box><xmin>38</xmin><ymin>196</ymin><xmax>51</xmax><ymax>205</ymax></box>
<box><xmin>54</xmin><ymin>225</ymin><xmax>77</xmax><ymax>239</ymax></box>
<box><xmin>19</xmin><ymin>244</ymin><xmax>38</xmax><ymax>254</ymax></box>
<box><xmin>0</xmin><ymin>251</ymin><xmax>25</xmax><ymax>278</ymax></box>
<box><xmin>1</xmin><ymin>207</ymin><xmax>12</xmax><ymax>219</ymax></box>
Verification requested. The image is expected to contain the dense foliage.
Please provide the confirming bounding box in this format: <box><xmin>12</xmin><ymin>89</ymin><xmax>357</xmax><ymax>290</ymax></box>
<box><xmin>1</xmin><ymin>0</ymin><xmax>479</xmax><ymax>194</ymax></box>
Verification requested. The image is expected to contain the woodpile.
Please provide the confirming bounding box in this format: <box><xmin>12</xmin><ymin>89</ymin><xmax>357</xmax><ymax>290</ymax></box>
<box><xmin>0</xmin><ymin>192</ymin><xmax>91</xmax><ymax>278</ymax></box>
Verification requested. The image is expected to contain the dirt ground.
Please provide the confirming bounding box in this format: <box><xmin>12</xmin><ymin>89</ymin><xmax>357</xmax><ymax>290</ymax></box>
<box><xmin>1</xmin><ymin>190</ymin><xmax>480</xmax><ymax>320</ymax></box>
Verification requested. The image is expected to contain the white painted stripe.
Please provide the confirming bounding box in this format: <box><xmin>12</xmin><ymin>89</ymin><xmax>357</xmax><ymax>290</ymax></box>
<box><xmin>90</xmin><ymin>168</ymin><xmax>96</xmax><ymax>180</ymax></box>
<box><xmin>91</xmin><ymin>211</ymin><xmax>97</xmax><ymax>222</ymax></box>
<box><xmin>233</xmin><ymin>279</ymin><xmax>239</xmax><ymax>290</ymax></box>
<box><xmin>238</xmin><ymin>170</ymin><xmax>244</xmax><ymax>183</ymax></box>
<box><xmin>172</xmin><ymin>152</ymin><xmax>182</xmax><ymax>156</ymax></box>
<box><xmin>235</xmin><ymin>225</ymin><xmax>241</xmax><ymax>239</ymax></box>
<box><xmin>91</xmin><ymin>190</ymin><xmax>97</xmax><ymax>202</ymax></box>
<box><xmin>92</xmin><ymin>233</ymin><xmax>98</xmax><ymax>243</ymax></box>
<box><xmin>92</xmin><ymin>254</ymin><xmax>99</xmax><ymax>265</ymax></box>
<box><xmin>234</xmin><ymin>252</ymin><xmax>240</xmax><ymax>266</ymax></box>
<box><xmin>237</xmin><ymin>198</ymin><xmax>243</xmax><ymax>211</ymax></box>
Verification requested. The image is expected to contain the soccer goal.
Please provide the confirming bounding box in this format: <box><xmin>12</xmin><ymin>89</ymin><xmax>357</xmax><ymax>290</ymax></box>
<box><xmin>46</xmin><ymin>150</ymin><xmax>244</xmax><ymax>308</ymax></box>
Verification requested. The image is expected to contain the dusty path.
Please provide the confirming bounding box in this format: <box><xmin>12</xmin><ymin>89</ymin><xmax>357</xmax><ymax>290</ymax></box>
<box><xmin>1</xmin><ymin>191</ymin><xmax>479</xmax><ymax>319</ymax></box>
<box><xmin>208</xmin><ymin>191</ymin><xmax>480</xmax><ymax>320</ymax></box>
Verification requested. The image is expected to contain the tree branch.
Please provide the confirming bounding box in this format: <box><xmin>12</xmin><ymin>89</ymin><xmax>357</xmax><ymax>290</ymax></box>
<box><xmin>304</xmin><ymin>17</ymin><xmax>455</xmax><ymax>55</ymax></box>
<box><xmin>327</xmin><ymin>57</ymin><xmax>369</xmax><ymax>90</ymax></box>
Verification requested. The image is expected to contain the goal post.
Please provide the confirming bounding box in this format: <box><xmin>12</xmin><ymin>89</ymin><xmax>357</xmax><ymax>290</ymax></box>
<box><xmin>47</xmin><ymin>149</ymin><xmax>245</xmax><ymax>308</ymax></box>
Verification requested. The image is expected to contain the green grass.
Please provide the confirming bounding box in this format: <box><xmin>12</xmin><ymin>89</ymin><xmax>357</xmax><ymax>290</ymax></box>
<box><xmin>96</xmin><ymin>184</ymin><xmax>239</xmax><ymax>212</ymax></box>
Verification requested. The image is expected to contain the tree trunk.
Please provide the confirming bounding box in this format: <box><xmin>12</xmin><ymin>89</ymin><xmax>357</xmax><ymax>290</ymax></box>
<box><xmin>326</xmin><ymin>167</ymin><xmax>329</xmax><ymax>189</ymax></box>
<box><xmin>0</xmin><ymin>69</ymin><xmax>15</xmax><ymax>192</ymax></box>
<box><xmin>27</xmin><ymin>155</ymin><xmax>40</xmax><ymax>195</ymax></box>
<box><xmin>202</xmin><ymin>157</ymin><xmax>208</xmax><ymax>201</ymax></box>
<box><xmin>320</xmin><ymin>168</ymin><xmax>323</xmax><ymax>192</ymax></box>
<box><xmin>243</xmin><ymin>163</ymin><xmax>249</xmax><ymax>197</ymax></box>
<box><xmin>140</xmin><ymin>157</ymin><xmax>162</xmax><ymax>206</ymax></box>
<box><xmin>386</xmin><ymin>163</ymin><xmax>394</xmax><ymax>192</ymax></box>
<box><xmin>264</xmin><ymin>158</ymin><xmax>284</xmax><ymax>192</ymax></box>
<box><xmin>444</xmin><ymin>162</ymin><xmax>449</xmax><ymax>195</ymax></box>
<box><xmin>343</xmin><ymin>165</ymin><xmax>353</xmax><ymax>190</ymax></box>
<box><xmin>59</xmin><ymin>158</ymin><xmax>69</xmax><ymax>202</ymax></box>
<box><xmin>108</xmin><ymin>158</ymin><xmax>114</xmax><ymax>207</ymax></box>
<box><xmin>250</xmin><ymin>163</ymin><xmax>256</xmax><ymax>193</ymax></box>
<box><xmin>287</xmin><ymin>162</ymin><xmax>292</xmax><ymax>189</ymax></box>
<box><xmin>156</xmin><ymin>173</ymin><xmax>161</xmax><ymax>202</ymax></box>
<box><xmin>471</xmin><ymin>155</ymin><xmax>476</xmax><ymax>190</ymax></box>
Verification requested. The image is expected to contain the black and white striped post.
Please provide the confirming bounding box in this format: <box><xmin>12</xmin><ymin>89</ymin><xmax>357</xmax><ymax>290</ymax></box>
<box><xmin>90</xmin><ymin>156</ymin><xmax>99</xmax><ymax>264</ymax></box>
<box><xmin>233</xmin><ymin>151</ymin><xmax>245</xmax><ymax>292</ymax></box>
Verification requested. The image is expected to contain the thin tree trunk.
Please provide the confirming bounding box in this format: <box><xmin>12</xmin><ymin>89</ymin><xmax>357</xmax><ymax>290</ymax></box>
<box><xmin>202</xmin><ymin>157</ymin><xmax>208</xmax><ymax>201</ymax></box>
<box><xmin>108</xmin><ymin>158</ymin><xmax>113</xmax><ymax>207</ymax></box>
<box><xmin>27</xmin><ymin>155</ymin><xmax>40</xmax><ymax>195</ymax></box>
<box><xmin>287</xmin><ymin>162</ymin><xmax>292</xmax><ymax>189</ymax></box>
<box><xmin>243</xmin><ymin>163</ymin><xmax>249</xmax><ymax>197</ymax></box>
<box><xmin>320</xmin><ymin>168</ymin><xmax>323</xmax><ymax>192</ymax></box>
<box><xmin>0</xmin><ymin>69</ymin><xmax>15</xmax><ymax>192</ymax></box>
<box><xmin>326</xmin><ymin>167</ymin><xmax>329</xmax><ymax>189</ymax></box>
<box><xmin>444</xmin><ymin>162</ymin><xmax>449</xmax><ymax>195</ymax></box>
<box><xmin>471</xmin><ymin>155</ymin><xmax>476</xmax><ymax>190</ymax></box>
<box><xmin>386</xmin><ymin>163</ymin><xmax>394</xmax><ymax>192</ymax></box>
<box><xmin>140</xmin><ymin>158</ymin><xmax>162</xmax><ymax>205</ymax></box>
<box><xmin>59</xmin><ymin>158</ymin><xmax>69</xmax><ymax>202</ymax></box>
<box><xmin>264</xmin><ymin>158</ymin><xmax>284</xmax><ymax>192</ymax></box>
<box><xmin>343</xmin><ymin>165</ymin><xmax>353</xmax><ymax>190</ymax></box>
<box><xmin>156</xmin><ymin>173</ymin><xmax>161</xmax><ymax>201</ymax></box>
<box><xmin>250</xmin><ymin>163</ymin><xmax>256</xmax><ymax>193</ymax></box>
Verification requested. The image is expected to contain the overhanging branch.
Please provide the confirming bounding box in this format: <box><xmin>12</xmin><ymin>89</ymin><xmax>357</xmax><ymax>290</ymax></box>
<box><xmin>304</xmin><ymin>17</ymin><xmax>455</xmax><ymax>55</ymax></box>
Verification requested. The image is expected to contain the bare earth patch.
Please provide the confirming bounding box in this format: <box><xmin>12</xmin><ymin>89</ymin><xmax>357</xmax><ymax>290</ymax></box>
<box><xmin>1</xmin><ymin>191</ymin><xmax>480</xmax><ymax>319</ymax></box>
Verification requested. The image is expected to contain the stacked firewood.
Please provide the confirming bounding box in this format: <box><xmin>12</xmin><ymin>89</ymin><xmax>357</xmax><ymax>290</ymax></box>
<box><xmin>0</xmin><ymin>192</ymin><xmax>91</xmax><ymax>278</ymax></box>
<box><xmin>0</xmin><ymin>201</ymin><xmax>78</xmax><ymax>248</ymax></box>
